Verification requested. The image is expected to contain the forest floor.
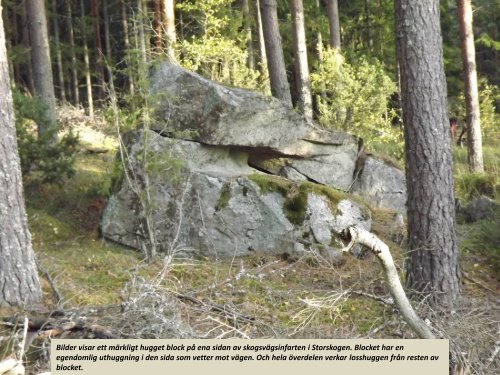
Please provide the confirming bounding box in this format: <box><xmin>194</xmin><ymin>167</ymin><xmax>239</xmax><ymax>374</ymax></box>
<box><xmin>0</xmin><ymin>106</ymin><xmax>499</xmax><ymax>374</ymax></box>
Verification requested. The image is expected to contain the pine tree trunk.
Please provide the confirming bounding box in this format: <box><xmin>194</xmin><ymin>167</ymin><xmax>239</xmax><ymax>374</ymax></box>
<box><xmin>152</xmin><ymin>0</ymin><xmax>163</xmax><ymax>53</ymax></box>
<box><xmin>121</xmin><ymin>0</ymin><xmax>135</xmax><ymax>95</ymax></box>
<box><xmin>325</xmin><ymin>0</ymin><xmax>341</xmax><ymax>49</ymax></box>
<box><xmin>255</xmin><ymin>0</ymin><xmax>269</xmax><ymax>86</ymax></box>
<box><xmin>138</xmin><ymin>0</ymin><xmax>149</xmax><ymax>67</ymax></box>
<box><xmin>67</xmin><ymin>0</ymin><xmax>80</xmax><ymax>105</ymax></box>
<box><xmin>364</xmin><ymin>0</ymin><xmax>373</xmax><ymax>50</ymax></box>
<box><xmin>395</xmin><ymin>0</ymin><xmax>461</xmax><ymax>308</ymax></box>
<box><xmin>80</xmin><ymin>0</ymin><xmax>94</xmax><ymax>117</ymax></box>
<box><xmin>91</xmin><ymin>0</ymin><xmax>105</xmax><ymax>98</ymax></box>
<box><xmin>243</xmin><ymin>0</ymin><xmax>255</xmax><ymax>70</ymax></box>
<box><xmin>102</xmin><ymin>0</ymin><xmax>115</xmax><ymax>94</ymax></box>
<box><xmin>163</xmin><ymin>0</ymin><xmax>176</xmax><ymax>63</ymax></box>
<box><xmin>457</xmin><ymin>0</ymin><xmax>484</xmax><ymax>172</ymax></box>
<box><xmin>259</xmin><ymin>0</ymin><xmax>292</xmax><ymax>106</ymax></box>
<box><xmin>0</xmin><ymin>5</ymin><xmax>42</xmax><ymax>306</ymax></box>
<box><xmin>21</xmin><ymin>9</ymin><xmax>36</xmax><ymax>95</ymax></box>
<box><xmin>290</xmin><ymin>0</ymin><xmax>312</xmax><ymax>121</ymax></box>
<box><xmin>26</xmin><ymin>0</ymin><xmax>58</xmax><ymax>139</ymax></box>
<box><xmin>52</xmin><ymin>0</ymin><xmax>66</xmax><ymax>103</ymax></box>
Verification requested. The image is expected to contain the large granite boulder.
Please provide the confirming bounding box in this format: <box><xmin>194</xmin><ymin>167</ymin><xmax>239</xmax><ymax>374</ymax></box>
<box><xmin>150</xmin><ymin>63</ymin><xmax>360</xmax><ymax>191</ymax></box>
<box><xmin>101</xmin><ymin>63</ymin><xmax>407</xmax><ymax>258</ymax></box>
<box><xmin>102</xmin><ymin>130</ymin><xmax>371</xmax><ymax>259</ymax></box>
<box><xmin>351</xmin><ymin>156</ymin><xmax>407</xmax><ymax>214</ymax></box>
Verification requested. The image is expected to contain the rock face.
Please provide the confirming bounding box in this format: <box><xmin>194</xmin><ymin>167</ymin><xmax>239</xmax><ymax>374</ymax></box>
<box><xmin>461</xmin><ymin>195</ymin><xmax>499</xmax><ymax>223</ymax></box>
<box><xmin>350</xmin><ymin>157</ymin><xmax>407</xmax><ymax>214</ymax></box>
<box><xmin>102</xmin><ymin>63</ymin><xmax>406</xmax><ymax>258</ymax></box>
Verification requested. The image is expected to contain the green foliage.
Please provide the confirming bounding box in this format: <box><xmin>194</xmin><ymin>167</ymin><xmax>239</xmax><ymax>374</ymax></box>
<box><xmin>14</xmin><ymin>91</ymin><xmax>78</xmax><ymax>184</ymax></box>
<box><xmin>311</xmin><ymin>49</ymin><xmax>402</xmax><ymax>158</ymax></box>
<box><xmin>177</xmin><ymin>0</ymin><xmax>265</xmax><ymax>90</ymax></box>
<box><xmin>449</xmin><ymin>78</ymin><xmax>500</xmax><ymax>143</ymax></box>
<box><xmin>460</xmin><ymin>212</ymin><xmax>500</xmax><ymax>277</ymax></box>
<box><xmin>455</xmin><ymin>173</ymin><xmax>498</xmax><ymax>201</ymax></box>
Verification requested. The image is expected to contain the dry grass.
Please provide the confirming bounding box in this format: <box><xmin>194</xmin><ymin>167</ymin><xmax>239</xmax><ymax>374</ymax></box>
<box><xmin>1</xmin><ymin>117</ymin><xmax>499</xmax><ymax>374</ymax></box>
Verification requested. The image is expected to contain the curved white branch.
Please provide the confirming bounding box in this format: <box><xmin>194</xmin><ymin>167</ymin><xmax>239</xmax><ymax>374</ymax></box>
<box><xmin>343</xmin><ymin>226</ymin><xmax>436</xmax><ymax>339</ymax></box>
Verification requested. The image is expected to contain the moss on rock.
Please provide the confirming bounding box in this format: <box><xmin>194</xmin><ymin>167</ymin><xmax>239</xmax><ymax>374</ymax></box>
<box><xmin>248</xmin><ymin>173</ymin><xmax>369</xmax><ymax>226</ymax></box>
<box><xmin>215</xmin><ymin>182</ymin><xmax>231</xmax><ymax>211</ymax></box>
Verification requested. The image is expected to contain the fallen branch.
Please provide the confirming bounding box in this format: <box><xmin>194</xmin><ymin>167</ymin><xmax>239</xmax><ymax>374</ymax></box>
<box><xmin>341</xmin><ymin>226</ymin><xmax>436</xmax><ymax>339</ymax></box>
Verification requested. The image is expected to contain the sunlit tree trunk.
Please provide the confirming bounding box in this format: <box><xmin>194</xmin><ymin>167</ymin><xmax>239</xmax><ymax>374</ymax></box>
<box><xmin>457</xmin><ymin>0</ymin><xmax>484</xmax><ymax>172</ymax></box>
<box><xmin>26</xmin><ymin>0</ymin><xmax>58</xmax><ymax>138</ymax></box>
<box><xmin>0</xmin><ymin>4</ymin><xmax>42</xmax><ymax>306</ymax></box>
<box><xmin>80</xmin><ymin>0</ymin><xmax>94</xmax><ymax>117</ymax></box>
<box><xmin>121</xmin><ymin>0</ymin><xmax>135</xmax><ymax>95</ymax></box>
<box><xmin>162</xmin><ymin>0</ymin><xmax>176</xmax><ymax>63</ymax></box>
<box><xmin>243</xmin><ymin>0</ymin><xmax>255</xmax><ymax>70</ymax></box>
<box><xmin>138</xmin><ymin>0</ymin><xmax>148</xmax><ymax>66</ymax></box>
<box><xmin>291</xmin><ymin>0</ymin><xmax>312</xmax><ymax>121</ymax></box>
<box><xmin>396</xmin><ymin>0</ymin><xmax>461</xmax><ymax>308</ymax></box>
<box><xmin>255</xmin><ymin>0</ymin><xmax>269</xmax><ymax>91</ymax></box>
<box><xmin>260</xmin><ymin>0</ymin><xmax>292</xmax><ymax>106</ymax></box>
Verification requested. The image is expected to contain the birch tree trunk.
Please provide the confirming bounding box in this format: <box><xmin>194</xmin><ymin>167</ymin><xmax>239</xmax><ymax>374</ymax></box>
<box><xmin>0</xmin><ymin>4</ymin><xmax>42</xmax><ymax>306</ymax></box>
<box><xmin>457</xmin><ymin>0</ymin><xmax>484</xmax><ymax>172</ymax></box>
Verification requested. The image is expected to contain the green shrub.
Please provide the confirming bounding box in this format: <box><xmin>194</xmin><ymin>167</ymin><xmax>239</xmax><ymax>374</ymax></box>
<box><xmin>14</xmin><ymin>91</ymin><xmax>78</xmax><ymax>184</ymax></box>
<box><xmin>311</xmin><ymin>49</ymin><xmax>402</xmax><ymax>159</ymax></box>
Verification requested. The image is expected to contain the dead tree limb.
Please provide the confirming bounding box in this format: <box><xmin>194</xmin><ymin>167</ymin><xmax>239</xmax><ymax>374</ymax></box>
<box><xmin>341</xmin><ymin>225</ymin><xmax>436</xmax><ymax>339</ymax></box>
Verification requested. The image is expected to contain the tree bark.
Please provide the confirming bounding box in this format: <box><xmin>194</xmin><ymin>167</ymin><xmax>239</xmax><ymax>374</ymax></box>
<box><xmin>162</xmin><ymin>0</ymin><xmax>176</xmax><ymax>63</ymax></box>
<box><xmin>152</xmin><ymin>0</ymin><xmax>163</xmax><ymax>53</ymax></box>
<box><xmin>325</xmin><ymin>0</ymin><xmax>341</xmax><ymax>49</ymax></box>
<box><xmin>21</xmin><ymin>8</ymin><xmax>35</xmax><ymax>95</ymax></box>
<box><xmin>51</xmin><ymin>0</ymin><xmax>66</xmax><ymax>103</ymax></box>
<box><xmin>26</xmin><ymin>0</ymin><xmax>58</xmax><ymax>139</ymax></box>
<box><xmin>395</xmin><ymin>0</ymin><xmax>461</xmax><ymax>308</ymax></box>
<box><xmin>457</xmin><ymin>0</ymin><xmax>484</xmax><ymax>173</ymax></box>
<box><xmin>121</xmin><ymin>0</ymin><xmax>135</xmax><ymax>95</ymax></box>
<box><xmin>259</xmin><ymin>0</ymin><xmax>292</xmax><ymax>106</ymax></box>
<box><xmin>102</xmin><ymin>0</ymin><xmax>115</xmax><ymax>94</ymax></box>
<box><xmin>255</xmin><ymin>0</ymin><xmax>269</xmax><ymax>84</ymax></box>
<box><xmin>243</xmin><ymin>0</ymin><xmax>255</xmax><ymax>70</ymax></box>
<box><xmin>290</xmin><ymin>0</ymin><xmax>313</xmax><ymax>121</ymax></box>
<box><xmin>91</xmin><ymin>0</ymin><xmax>105</xmax><ymax>98</ymax></box>
<box><xmin>80</xmin><ymin>0</ymin><xmax>94</xmax><ymax>117</ymax></box>
<box><xmin>66</xmin><ymin>0</ymin><xmax>80</xmax><ymax>105</ymax></box>
<box><xmin>0</xmin><ymin>4</ymin><xmax>42</xmax><ymax>306</ymax></box>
